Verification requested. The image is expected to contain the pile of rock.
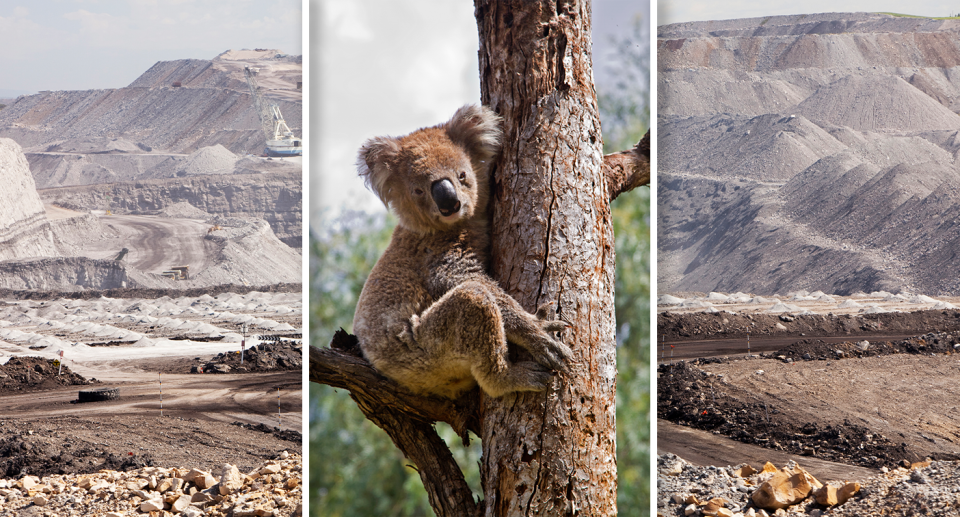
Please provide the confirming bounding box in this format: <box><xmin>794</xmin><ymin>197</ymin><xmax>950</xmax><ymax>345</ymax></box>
<box><xmin>0</xmin><ymin>356</ymin><xmax>92</xmax><ymax>392</ymax></box>
<box><xmin>658</xmin><ymin>454</ymin><xmax>960</xmax><ymax>517</ymax></box>
<box><xmin>0</xmin><ymin>451</ymin><xmax>301</xmax><ymax>516</ymax></box>
<box><xmin>194</xmin><ymin>340</ymin><xmax>301</xmax><ymax>374</ymax></box>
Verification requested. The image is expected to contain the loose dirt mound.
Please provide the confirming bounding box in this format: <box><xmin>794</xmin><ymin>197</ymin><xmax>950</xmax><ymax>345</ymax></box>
<box><xmin>197</xmin><ymin>340</ymin><xmax>301</xmax><ymax>374</ymax></box>
<box><xmin>232</xmin><ymin>421</ymin><xmax>302</xmax><ymax>443</ymax></box>
<box><xmin>0</xmin><ymin>357</ymin><xmax>92</xmax><ymax>393</ymax></box>
<box><xmin>658</xmin><ymin>360</ymin><xmax>920</xmax><ymax>469</ymax></box>
<box><xmin>178</xmin><ymin>144</ymin><xmax>239</xmax><ymax>176</ymax></box>
<box><xmin>797</xmin><ymin>75</ymin><xmax>960</xmax><ymax>131</ymax></box>
<box><xmin>658</xmin><ymin>308</ymin><xmax>960</xmax><ymax>342</ymax></box>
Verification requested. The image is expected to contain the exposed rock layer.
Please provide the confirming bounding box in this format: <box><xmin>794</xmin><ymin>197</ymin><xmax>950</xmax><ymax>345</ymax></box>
<box><xmin>39</xmin><ymin>171</ymin><xmax>301</xmax><ymax>246</ymax></box>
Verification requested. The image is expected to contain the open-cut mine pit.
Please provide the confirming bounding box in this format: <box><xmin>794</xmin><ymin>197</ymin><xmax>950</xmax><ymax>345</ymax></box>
<box><xmin>0</xmin><ymin>49</ymin><xmax>303</xmax><ymax>516</ymax></box>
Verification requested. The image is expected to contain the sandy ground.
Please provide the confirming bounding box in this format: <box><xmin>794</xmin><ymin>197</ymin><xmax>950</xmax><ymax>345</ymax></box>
<box><xmin>0</xmin><ymin>290</ymin><xmax>302</xmax><ymax>479</ymax></box>
<box><xmin>699</xmin><ymin>353</ymin><xmax>960</xmax><ymax>462</ymax></box>
<box><xmin>657</xmin><ymin>419</ymin><xmax>876</xmax><ymax>482</ymax></box>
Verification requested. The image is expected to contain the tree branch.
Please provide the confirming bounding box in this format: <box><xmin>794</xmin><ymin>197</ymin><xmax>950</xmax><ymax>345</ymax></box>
<box><xmin>309</xmin><ymin>330</ymin><xmax>482</xmax><ymax>516</ymax></box>
<box><xmin>603</xmin><ymin>130</ymin><xmax>650</xmax><ymax>201</ymax></box>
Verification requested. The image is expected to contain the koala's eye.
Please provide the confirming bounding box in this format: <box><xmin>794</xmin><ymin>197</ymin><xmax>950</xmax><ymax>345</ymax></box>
<box><xmin>458</xmin><ymin>171</ymin><xmax>467</xmax><ymax>182</ymax></box>
<box><xmin>414</xmin><ymin>188</ymin><xmax>424</xmax><ymax>196</ymax></box>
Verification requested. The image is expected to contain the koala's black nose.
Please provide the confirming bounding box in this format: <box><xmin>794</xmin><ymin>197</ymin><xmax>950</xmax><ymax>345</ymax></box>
<box><xmin>431</xmin><ymin>179</ymin><xmax>461</xmax><ymax>216</ymax></box>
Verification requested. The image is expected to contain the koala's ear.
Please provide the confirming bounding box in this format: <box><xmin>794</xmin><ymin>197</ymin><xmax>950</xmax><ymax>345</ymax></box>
<box><xmin>357</xmin><ymin>137</ymin><xmax>402</xmax><ymax>206</ymax></box>
<box><xmin>444</xmin><ymin>104</ymin><xmax>503</xmax><ymax>165</ymax></box>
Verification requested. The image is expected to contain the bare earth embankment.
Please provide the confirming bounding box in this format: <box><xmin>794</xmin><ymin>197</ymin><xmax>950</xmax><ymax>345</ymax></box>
<box><xmin>658</xmin><ymin>291</ymin><xmax>960</xmax><ymax>517</ymax></box>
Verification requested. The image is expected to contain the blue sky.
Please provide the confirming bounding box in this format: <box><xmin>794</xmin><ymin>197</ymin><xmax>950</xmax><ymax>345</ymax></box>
<box><xmin>0</xmin><ymin>0</ymin><xmax>302</xmax><ymax>96</ymax></box>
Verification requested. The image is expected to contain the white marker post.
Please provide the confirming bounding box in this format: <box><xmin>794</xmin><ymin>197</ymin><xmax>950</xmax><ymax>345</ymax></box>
<box><xmin>747</xmin><ymin>332</ymin><xmax>751</xmax><ymax>357</ymax></box>
<box><xmin>57</xmin><ymin>350</ymin><xmax>64</xmax><ymax>376</ymax></box>
<box><xmin>159</xmin><ymin>372</ymin><xmax>163</xmax><ymax>418</ymax></box>
<box><xmin>240</xmin><ymin>323</ymin><xmax>247</xmax><ymax>365</ymax></box>
<box><xmin>277</xmin><ymin>386</ymin><xmax>281</xmax><ymax>429</ymax></box>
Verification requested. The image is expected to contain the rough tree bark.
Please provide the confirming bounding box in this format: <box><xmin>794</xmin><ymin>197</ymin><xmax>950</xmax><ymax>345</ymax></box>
<box><xmin>310</xmin><ymin>1</ymin><xmax>649</xmax><ymax>515</ymax></box>
<box><xmin>476</xmin><ymin>1</ymin><xmax>617</xmax><ymax>515</ymax></box>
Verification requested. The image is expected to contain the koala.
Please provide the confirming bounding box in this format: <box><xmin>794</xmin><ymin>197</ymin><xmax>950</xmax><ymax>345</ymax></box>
<box><xmin>352</xmin><ymin>104</ymin><xmax>573</xmax><ymax>399</ymax></box>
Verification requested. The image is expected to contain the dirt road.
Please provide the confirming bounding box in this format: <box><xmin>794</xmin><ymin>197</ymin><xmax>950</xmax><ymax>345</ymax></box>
<box><xmin>98</xmin><ymin>214</ymin><xmax>212</xmax><ymax>273</ymax></box>
<box><xmin>657</xmin><ymin>419</ymin><xmax>876</xmax><ymax>482</ymax></box>
<box><xmin>0</xmin><ymin>360</ymin><xmax>301</xmax><ymax>478</ymax></box>
<box><xmin>0</xmin><ymin>369</ymin><xmax>300</xmax><ymax>430</ymax></box>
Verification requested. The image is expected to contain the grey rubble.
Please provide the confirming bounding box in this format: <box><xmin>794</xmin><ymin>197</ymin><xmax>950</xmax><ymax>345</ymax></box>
<box><xmin>0</xmin><ymin>453</ymin><xmax>302</xmax><ymax>517</ymax></box>
<box><xmin>658</xmin><ymin>453</ymin><xmax>960</xmax><ymax>517</ymax></box>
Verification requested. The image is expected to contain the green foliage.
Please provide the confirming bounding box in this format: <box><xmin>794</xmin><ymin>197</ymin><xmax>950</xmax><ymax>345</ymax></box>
<box><xmin>597</xmin><ymin>13</ymin><xmax>652</xmax><ymax>515</ymax></box>
<box><xmin>308</xmin><ymin>210</ymin><xmax>481</xmax><ymax>517</ymax></box>
<box><xmin>612</xmin><ymin>187</ymin><xmax>651</xmax><ymax>514</ymax></box>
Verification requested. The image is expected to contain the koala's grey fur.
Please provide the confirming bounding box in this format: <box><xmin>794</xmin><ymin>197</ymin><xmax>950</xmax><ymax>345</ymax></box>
<box><xmin>353</xmin><ymin>104</ymin><xmax>573</xmax><ymax>399</ymax></box>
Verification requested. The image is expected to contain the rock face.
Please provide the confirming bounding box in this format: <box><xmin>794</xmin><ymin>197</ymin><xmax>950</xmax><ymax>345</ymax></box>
<box><xmin>39</xmin><ymin>171</ymin><xmax>301</xmax><ymax>246</ymax></box>
<box><xmin>0</xmin><ymin>138</ymin><xmax>58</xmax><ymax>260</ymax></box>
<box><xmin>0</xmin><ymin>257</ymin><xmax>147</xmax><ymax>290</ymax></box>
<box><xmin>658</xmin><ymin>13</ymin><xmax>960</xmax><ymax>296</ymax></box>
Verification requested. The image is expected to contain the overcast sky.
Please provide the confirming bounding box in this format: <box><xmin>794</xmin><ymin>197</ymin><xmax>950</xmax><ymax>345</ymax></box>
<box><xmin>310</xmin><ymin>0</ymin><xmax>651</xmax><ymax>227</ymax></box>
<box><xmin>659</xmin><ymin>0</ymin><xmax>957</xmax><ymax>25</ymax></box>
<box><xmin>0</xmin><ymin>0</ymin><xmax>302</xmax><ymax>96</ymax></box>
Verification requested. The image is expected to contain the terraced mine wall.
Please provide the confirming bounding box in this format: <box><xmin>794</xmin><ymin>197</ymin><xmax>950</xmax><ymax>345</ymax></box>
<box><xmin>658</xmin><ymin>12</ymin><xmax>960</xmax><ymax>296</ymax></box>
<box><xmin>38</xmin><ymin>171</ymin><xmax>302</xmax><ymax>246</ymax></box>
<box><xmin>0</xmin><ymin>257</ymin><xmax>155</xmax><ymax>291</ymax></box>
<box><xmin>0</xmin><ymin>51</ymin><xmax>301</xmax><ymax>158</ymax></box>
<box><xmin>0</xmin><ymin>86</ymin><xmax>299</xmax><ymax>156</ymax></box>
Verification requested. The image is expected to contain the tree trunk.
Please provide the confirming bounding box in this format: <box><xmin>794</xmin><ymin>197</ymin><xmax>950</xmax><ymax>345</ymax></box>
<box><xmin>476</xmin><ymin>1</ymin><xmax>618</xmax><ymax>516</ymax></box>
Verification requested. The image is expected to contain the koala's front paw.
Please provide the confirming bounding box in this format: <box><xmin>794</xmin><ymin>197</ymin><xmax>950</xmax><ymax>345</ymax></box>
<box><xmin>531</xmin><ymin>303</ymin><xmax>573</xmax><ymax>370</ymax></box>
<box><xmin>514</xmin><ymin>361</ymin><xmax>555</xmax><ymax>392</ymax></box>
<box><xmin>536</xmin><ymin>303</ymin><xmax>572</xmax><ymax>332</ymax></box>
<box><xmin>532</xmin><ymin>334</ymin><xmax>573</xmax><ymax>372</ymax></box>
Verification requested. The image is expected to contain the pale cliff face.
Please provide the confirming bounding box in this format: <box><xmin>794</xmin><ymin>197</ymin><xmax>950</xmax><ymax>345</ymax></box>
<box><xmin>0</xmin><ymin>137</ymin><xmax>58</xmax><ymax>261</ymax></box>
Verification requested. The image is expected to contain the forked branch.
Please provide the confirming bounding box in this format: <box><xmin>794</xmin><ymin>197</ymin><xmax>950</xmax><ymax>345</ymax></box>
<box><xmin>309</xmin><ymin>330</ymin><xmax>482</xmax><ymax>517</ymax></box>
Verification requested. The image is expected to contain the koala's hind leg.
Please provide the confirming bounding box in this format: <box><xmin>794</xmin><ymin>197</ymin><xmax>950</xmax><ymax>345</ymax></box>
<box><xmin>408</xmin><ymin>280</ymin><xmax>555</xmax><ymax>398</ymax></box>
